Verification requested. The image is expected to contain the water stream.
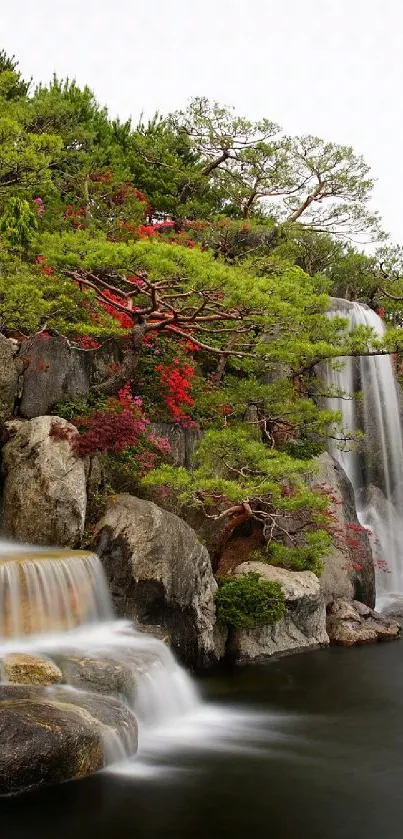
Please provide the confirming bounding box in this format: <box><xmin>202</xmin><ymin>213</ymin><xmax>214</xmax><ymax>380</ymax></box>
<box><xmin>0</xmin><ymin>542</ymin><xmax>268</xmax><ymax>772</ymax></box>
<box><xmin>3</xmin><ymin>644</ymin><xmax>403</xmax><ymax>839</ymax></box>
<box><xmin>325</xmin><ymin>299</ymin><xmax>403</xmax><ymax>608</ymax></box>
<box><xmin>2</xmin><ymin>299</ymin><xmax>403</xmax><ymax>828</ymax></box>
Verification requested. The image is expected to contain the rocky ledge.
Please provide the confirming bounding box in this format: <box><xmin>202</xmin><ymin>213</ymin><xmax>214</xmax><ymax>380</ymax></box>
<box><xmin>327</xmin><ymin>599</ymin><xmax>401</xmax><ymax>646</ymax></box>
<box><xmin>228</xmin><ymin>562</ymin><xmax>329</xmax><ymax>662</ymax></box>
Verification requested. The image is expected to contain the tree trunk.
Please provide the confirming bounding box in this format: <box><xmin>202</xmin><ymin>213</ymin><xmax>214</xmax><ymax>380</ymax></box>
<box><xmin>212</xmin><ymin>505</ymin><xmax>253</xmax><ymax>572</ymax></box>
<box><xmin>242</xmin><ymin>191</ymin><xmax>257</xmax><ymax>219</ymax></box>
<box><xmin>201</xmin><ymin>150</ymin><xmax>230</xmax><ymax>177</ymax></box>
<box><xmin>211</xmin><ymin>333</ymin><xmax>239</xmax><ymax>385</ymax></box>
<box><xmin>286</xmin><ymin>183</ymin><xmax>323</xmax><ymax>224</ymax></box>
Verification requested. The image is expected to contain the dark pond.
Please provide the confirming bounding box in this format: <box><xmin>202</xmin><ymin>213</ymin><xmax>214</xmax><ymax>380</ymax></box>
<box><xmin>2</xmin><ymin>641</ymin><xmax>403</xmax><ymax>839</ymax></box>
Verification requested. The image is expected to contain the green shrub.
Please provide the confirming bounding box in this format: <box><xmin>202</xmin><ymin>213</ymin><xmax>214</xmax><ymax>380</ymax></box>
<box><xmin>215</xmin><ymin>572</ymin><xmax>286</xmax><ymax>628</ymax></box>
<box><xmin>284</xmin><ymin>440</ymin><xmax>325</xmax><ymax>460</ymax></box>
<box><xmin>268</xmin><ymin>530</ymin><xmax>330</xmax><ymax>576</ymax></box>
<box><xmin>51</xmin><ymin>395</ymin><xmax>108</xmax><ymax>421</ymax></box>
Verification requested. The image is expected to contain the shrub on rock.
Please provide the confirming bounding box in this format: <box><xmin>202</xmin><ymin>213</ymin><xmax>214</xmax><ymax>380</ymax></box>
<box><xmin>215</xmin><ymin>572</ymin><xmax>286</xmax><ymax>629</ymax></box>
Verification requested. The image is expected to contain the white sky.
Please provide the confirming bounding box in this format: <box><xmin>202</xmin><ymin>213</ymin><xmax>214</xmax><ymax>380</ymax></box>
<box><xmin>2</xmin><ymin>0</ymin><xmax>403</xmax><ymax>244</ymax></box>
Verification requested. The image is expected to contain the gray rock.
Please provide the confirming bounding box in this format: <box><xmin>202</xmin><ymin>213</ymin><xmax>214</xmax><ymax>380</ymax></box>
<box><xmin>229</xmin><ymin>562</ymin><xmax>329</xmax><ymax>662</ymax></box>
<box><xmin>1</xmin><ymin>416</ymin><xmax>87</xmax><ymax>546</ymax></box>
<box><xmin>55</xmin><ymin>652</ymin><xmax>137</xmax><ymax>705</ymax></box>
<box><xmin>18</xmin><ymin>335</ymin><xmax>123</xmax><ymax>419</ymax></box>
<box><xmin>0</xmin><ymin>684</ymin><xmax>138</xmax><ymax>797</ymax></box>
<box><xmin>327</xmin><ymin>598</ymin><xmax>401</xmax><ymax>646</ymax></box>
<box><xmin>0</xmin><ymin>335</ymin><xmax>19</xmax><ymax>423</ymax></box>
<box><xmin>93</xmin><ymin>494</ymin><xmax>222</xmax><ymax>667</ymax></box>
<box><xmin>307</xmin><ymin>453</ymin><xmax>375</xmax><ymax>607</ymax></box>
<box><xmin>380</xmin><ymin>594</ymin><xmax>403</xmax><ymax>622</ymax></box>
<box><xmin>149</xmin><ymin>423</ymin><xmax>202</xmax><ymax>467</ymax></box>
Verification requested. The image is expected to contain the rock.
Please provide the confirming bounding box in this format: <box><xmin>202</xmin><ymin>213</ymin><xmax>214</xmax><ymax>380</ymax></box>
<box><xmin>379</xmin><ymin>594</ymin><xmax>403</xmax><ymax>622</ymax></box>
<box><xmin>93</xmin><ymin>494</ymin><xmax>222</xmax><ymax>667</ymax></box>
<box><xmin>308</xmin><ymin>453</ymin><xmax>375</xmax><ymax>607</ymax></box>
<box><xmin>353</xmin><ymin>600</ymin><xmax>371</xmax><ymax>617</ymax></box>
<box><xmin>148</xmin><ymin>423</ymin><xmax>202</xmax><ymax>468</ymax></box>
<box><xmin>18</xmin><ymin>335</ymin><xmax>123</xmax><ymax>419</ymax></box>
<box><xmin>0</xmin><ymin>335</ymin><xmax>19</xmax><ymax>423</ymax></box>
<box><xmin>327</xmin><ymin>598</ymin><xmax>401</xmax><ymax>646</ymax></box>
<box><xmin>228</xmin><ymin>562</ymin><xmax>329</xmax><ymax>662</ymax></box>
<box><xmin>1</xmin><ymin>416</ymin><xmax>87</xmax><ymax>546</ymax></box>
<box><xmin>2</xmin><ymin>654</ymin><xmax>63</xmax><ymax>686</ymax></box>
<box><xmin>0</xmin><ymin>684</ymin><xmax>138</xmax><ymax>797</ymax></box>
<box><xmin>55</xmin><ymin>653</ymin><xmax>137</xmax><ymax>705</ymax></box>
<box><xmin>54</xmin><ymin>639</ymin><xmax>186</xmax><ymax>705</ymax></box>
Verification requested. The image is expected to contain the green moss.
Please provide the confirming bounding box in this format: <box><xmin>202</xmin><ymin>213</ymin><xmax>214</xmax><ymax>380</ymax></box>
<box><xmin>215</xmin><ymin>572</ymin><xmax>286</xmax><ymax>629</ymax></box>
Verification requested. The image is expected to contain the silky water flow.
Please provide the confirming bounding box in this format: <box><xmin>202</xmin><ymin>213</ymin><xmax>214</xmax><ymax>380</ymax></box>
<box><xmin>0</xmin><ymin>542</ymin><xmax>277</xmax><ymax>777</ymax></box>
<box><xmin>325</xmin><ymin>299</ymin><xmax>403</xmax><ymax>609</ymax></box>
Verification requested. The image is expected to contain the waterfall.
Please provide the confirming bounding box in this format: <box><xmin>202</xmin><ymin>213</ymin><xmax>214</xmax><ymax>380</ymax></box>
<box><xmin>0</xmin><ymin>540</ymin><xmax>273</xmax><ymax>777</ymax></box>
<box><xmin>0</xmin><ymin>548</ymin><xmax>112</xmax><ymax>637</ymax></box>
<box><xmin>0</xmin><ymin>541</ymin><xmax>198</xmax><ymax>737</ymax></box>
<box><xmin>325</xmin><ymin>298</ymin><xmax>403</xmax><ymax>607</ymax></box>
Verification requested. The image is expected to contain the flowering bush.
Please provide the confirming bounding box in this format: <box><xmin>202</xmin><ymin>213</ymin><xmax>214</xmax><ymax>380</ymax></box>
<box><xmin>156</xmin><ymin>359</ymin><xmax>196</xmax><ymax>425</ymax></box>
<box><xmin>58</xmin><ymin>384</ymin><xmax>171</xmax><ymax>480</ymax></box>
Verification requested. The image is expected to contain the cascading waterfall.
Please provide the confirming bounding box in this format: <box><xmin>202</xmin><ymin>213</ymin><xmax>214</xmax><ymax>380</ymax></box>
<box><xmin>0</xmin><ymin>549</ymin><xmax>112</xmax><ymax>637</ymax></box>
<box><xmin>0</xmin><ymin>541</ymin><xmax>272</xmax><ymax>775</ymax></box>
<box><xmin>0</xmin><ymin>541</ymin><xmax>199</xmax><ymax>754</ymax></box>
<box><xmin>325</xmin><ymin>298</ymin><xmax>403</xmax><ymax>607</ymax></box>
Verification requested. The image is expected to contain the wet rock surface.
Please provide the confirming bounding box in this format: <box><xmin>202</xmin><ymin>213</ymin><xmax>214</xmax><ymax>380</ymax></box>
<box><xmin>54</xmin><ymin>652</ymin><xmax>137</xmax><ymax>704</ymax></box>
<box><xmin>2</xmin><ymin>653</ymin><xmax>63</xmax><ymax>685</ymax></box>
<box><xmin>326</xmin><ymin>598</ymin><xmax>401</xmax><ymax>645</ymax></box>
<box><xmin>0</xmin><ymin>684</ymin><xmax>138</xmax><ymax>797</ymax></box>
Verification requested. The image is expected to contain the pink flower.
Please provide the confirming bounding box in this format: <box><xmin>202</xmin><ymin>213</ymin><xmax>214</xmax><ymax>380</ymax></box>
<box><xmin>33</xmin><ymin>197</ymin><xmax>45</xmax><ymax>216</ymax></box>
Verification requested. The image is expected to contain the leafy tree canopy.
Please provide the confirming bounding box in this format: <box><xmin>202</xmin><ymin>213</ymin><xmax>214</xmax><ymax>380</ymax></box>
<box><xmin>0</xmin><ymin>50</ymin><xmax>399</xmax><ymax>578</ymax></box>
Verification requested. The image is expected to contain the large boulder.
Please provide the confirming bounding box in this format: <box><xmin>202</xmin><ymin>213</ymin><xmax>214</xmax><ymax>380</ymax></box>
<box><xmin>0</xmin><ymin>684</ymin><xmax>138</xmax><ymax>797</ymax></box>
<box><xmin>327</xmin><ymin>598</ymin><xmax>401</xmax><ymax>646</ymax></box>
<box><xmin>228</xmin><ymin>562</ymin><xmax>329</xmax><ymax>662</ymax></box>
<box><xmin>0</xmin><ymin>335</ymin><xmax>20</xmax><ymax>423</ymax></box>
<box><xmin>1</xmin><ymin>417</ymin><xmax>87</xmax><ymax>546</ymax></box>
<box><xmin>18</xmin><ymin>335</ymin><xmax>123</xmax><ymax>419</ymax></box>
<box><xmin>308</xmin><ymin>453</ymin><xmax>375</xmax><ymax>607</ymax></box>
<box><xmin>93</xmin><ymin>494</ymin><xmax>224</xmax><ymax>667</ymax></box>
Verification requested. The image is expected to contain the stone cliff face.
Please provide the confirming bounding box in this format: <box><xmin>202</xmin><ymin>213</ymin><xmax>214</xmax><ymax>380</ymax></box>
<box><xmin>1</xmin><ymin>416</ymin><xmax>87</xmax><ymax>547</ymax></box>
<box><xmin>17</xmin><ymin>335</ymin><xmax>123</xmax><ymax>419</ymax></box>
<box><xmin>93</xmin><ymin>494</ymin><xmax>225</xmax><ymax>668</ymax></box>
<box><xmin>308</xmin><ymin>453</ymin><xmax>375</xmax><ymax>608</ymax></box>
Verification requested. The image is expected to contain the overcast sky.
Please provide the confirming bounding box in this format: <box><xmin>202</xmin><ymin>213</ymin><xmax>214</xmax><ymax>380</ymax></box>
<box><xmin>2</xmin><ymin>0</ymin><xmax>402</xmax><ymax>244</ymax></box>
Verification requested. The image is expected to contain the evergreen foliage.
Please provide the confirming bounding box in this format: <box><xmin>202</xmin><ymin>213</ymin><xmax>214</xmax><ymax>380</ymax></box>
<box><xmin>0</xmin><ymin>51</ymin><xmax>401</xmax><ymax>570</ymax></box>
<box><xmin>215</xmin><ymin>573</ymin><xmax>286</xmax><ymax>628</ymax></box>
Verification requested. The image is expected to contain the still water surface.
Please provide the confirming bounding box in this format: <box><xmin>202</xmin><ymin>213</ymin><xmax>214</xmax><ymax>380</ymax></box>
<box><xmin>3</xmin><ymin>642</ymin><xmax>403</xmax><ymax>839</ymax></box>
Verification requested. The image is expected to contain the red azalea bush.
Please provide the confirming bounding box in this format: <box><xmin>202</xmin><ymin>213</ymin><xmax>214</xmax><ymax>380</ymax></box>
<box><xmin>63</xmin><ymin>384</ymin><xmax>171</xmax><ymax>477</ymax></box>
<box><xmin>156</xmin><ymin>359</ymin><xmax>196</xmax><ymax>425</ymax></box>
